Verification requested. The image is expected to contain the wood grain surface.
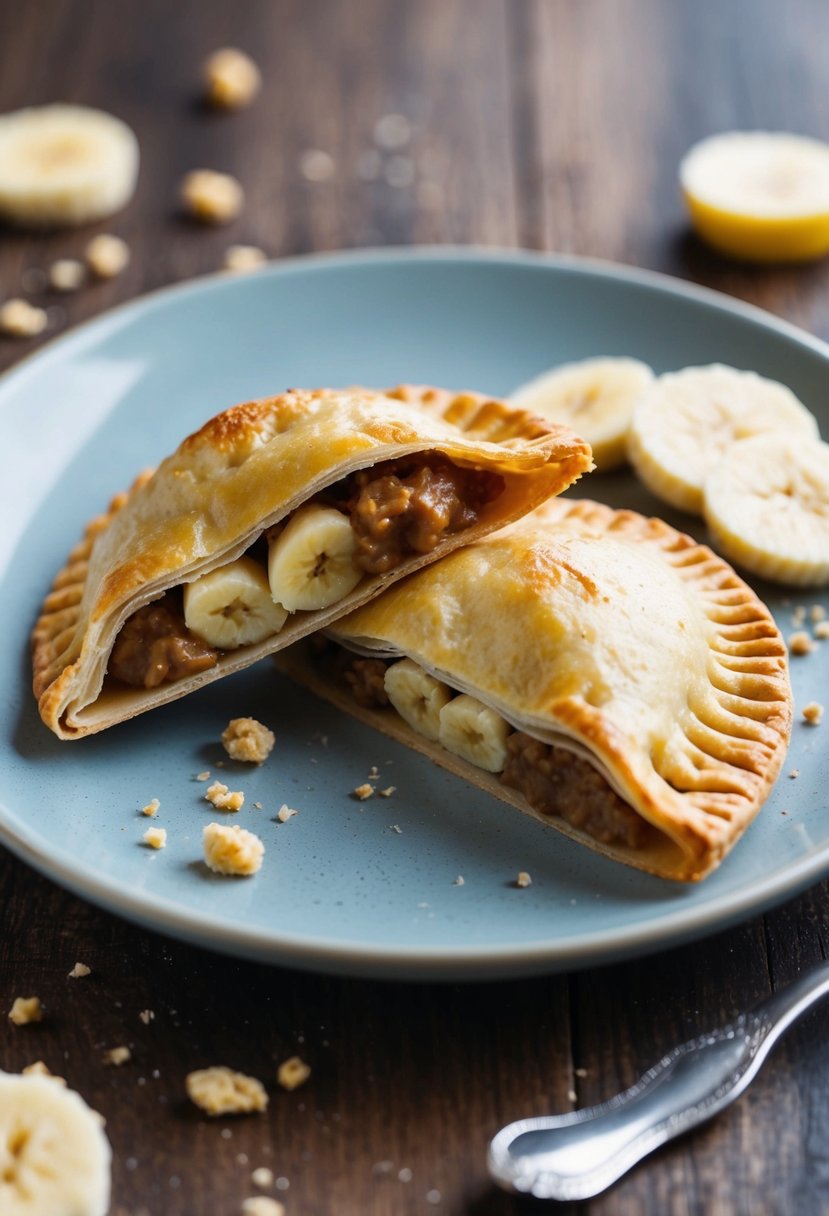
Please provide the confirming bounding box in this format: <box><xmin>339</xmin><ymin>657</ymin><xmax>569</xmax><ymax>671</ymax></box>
<box><xmin>2</xmin><ymin>2</ymin><xmax>829</xmax><ymax>1214</ymax></box>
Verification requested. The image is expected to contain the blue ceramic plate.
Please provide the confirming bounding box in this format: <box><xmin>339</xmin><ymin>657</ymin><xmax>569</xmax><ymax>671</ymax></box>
<box><xmin>1</xmin><ymin>249</ymin><xmax>827</xmax><ymax>980</ymax></box>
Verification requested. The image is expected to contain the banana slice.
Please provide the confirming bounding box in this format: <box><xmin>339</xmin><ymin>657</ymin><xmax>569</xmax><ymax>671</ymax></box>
<box><xmin>0</xmin><ymin>1070</ymin><xmax>111</xmax><ymax>1216</ymax></box>
<box><xmin>510</xmin><ymin>357</ymin><xmax>653</xmax><ymax>470</ymax></box>
<box><xmin>680</xmin><ymin>131</ymin><xmax>829</xmax><ymax>263</ymax></box>
<box><xmin>384</xmin><ymin>659</ymin><xmax>452</xmax><ymax>742</ymax></box>
<box><xmin>704</xmin><ymin>433</ymin><xmax>829</xmax><ymax>586</ymax></box>
<box><xmin>184</xmin><ymin>556</ymin><xmax>288</xmax><ymax>648</ymax></box>
<box><xmin>627</xmin><ymin>364</ymin><xmax>820</xmax><ymax>515</ymax></box>
<box><xmin>438</xmin><ymin>694</ymin><xmax>510</xmax><ymax>773</ymax></box>
<box><xmin>268</xmin><ymin>504</ymin><xmax>362</xmax><ymax>612</ymax></box>
<box><xmin>0</xmin><ymin>105</ymin><xmax>139</xmax><ymax>228</ymax></box>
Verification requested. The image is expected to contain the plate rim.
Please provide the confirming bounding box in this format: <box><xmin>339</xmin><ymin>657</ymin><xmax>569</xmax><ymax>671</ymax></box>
<box><xmin>2</xmin><ymin>244</ymin><xmax>828</xmax><ymax>980</ymax></box>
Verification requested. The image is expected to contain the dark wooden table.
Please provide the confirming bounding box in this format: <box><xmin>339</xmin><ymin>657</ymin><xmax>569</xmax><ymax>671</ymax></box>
<box><xmin>2</xmin><ymin>2</ymin><xmax>829</xmax><ymax>1213</ymax></box>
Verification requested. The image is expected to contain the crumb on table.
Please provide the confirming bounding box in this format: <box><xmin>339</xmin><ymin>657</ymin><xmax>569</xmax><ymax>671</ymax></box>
<box><xmin>251</xmin><ymin>1166</ymin><xmax>274</xmax><ymax>1189</ymax></box>
<box><xmin>203</xmin><ymin>47</ymin><xmax>261</xmax><ymax>110</ymax></box>
<box><xmin>223</xmin><ymin>245</ymin><xmax>268</xmax><ymax>273</ymax></box>
<box><xmin>241</xmin><ymin>1198</ymin><xmax>285</xmax><ymax>1216</ymax></box>
<box><xmin>68</xmin><ymin>962</ymin><xmax>91</xmax><ymax>979</ymax></box>
<box><xmin>205</xmin><ymin>781</ymin><xmax>245</xmax><ymax>812</ymax></box>
<box><xmin>22</xmin><ymin>1060</ymin><xmax>65</xmax><ymax>1084</ymax></box>
<box><xmin>222</xmin><ymin>717</ymin><xmax>275</xmax><ymax>764</ymax></box>
<box><xmin>139</xmin><ymin>1009</ymin><xmax>155</xmax><ymax>1025</ymax></box>
<box><xmin>181</xmin><ymin>169</ymin><xmax>244</xmax><ymax>224</ymax></box>
<box><xmin>203</xmin><ymin>822</ymin><xmax>264</xmax><ymax>876</ymax></box>
<box><xmin>143</xmin><ymin>826</ymin><xmax>167</xmax><ymax>849</ymax></box>
<box><xmin>276</xmin><ymin>1056</ymin><xmax>311</xmax><ymax>1091</ymax></box>
<box><xmin>0</xmin><ymin>298</ymin><xmax>47</xmax><ymax>337</ymax></box>
<box><xmin>8</xmin><ymin>997</ymin><xmax>43</xmax><ymax>1026</ymax></box>
<box><xmin>49</xmin><ymin>257</ymin><xmax>86</xmax><ymax>292</ymax></box>
<box><xmin>86</xmin><ymin>233</ymin><xmax>130</xmax><ymax>278</ymax></box>
<box><xmin>186</xmin><ymin>1065</ymin><xmax>268</xmax><ymax>1116</ymax></box>
<box><xmin>104</xmin><ymin>1045</ymin><xmax>131</xmax><ymax>1066</ymax></box>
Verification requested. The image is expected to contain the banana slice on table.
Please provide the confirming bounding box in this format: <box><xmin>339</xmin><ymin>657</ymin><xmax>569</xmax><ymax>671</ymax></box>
<box><xmin>384</xmin><ymin>659</ymin><xmax>452</xmax><ymax>742</ymax></box>
<box><xmin>627</xmin><ymin>364</ymin><xmax>820</xmax><ymax>515</ymax></box>
<box><xmin>510</xmin><ymin>356</ymin><xmax>653</xmax><ymax>471</ymax></box>
<box><xmin>268</xmin><ymin>504</ymin><xmax>362</xmax><ymax>612</ymax></box>
<box><xmin>0</xmin><ymin>104</ymin><xmax>139</xmax><ymax>228</ymax></box>
<box><xmin>439</xmin><ymin>694</ymin><xmax>510</xmax><ymax>773</ymax></box>
<box><xmin>680</xmin><ymin>131</ymin><xmax>829</xmax><ymax>263</ymax></box>
<box><xmin>184</xmin><ymin>556</ymin><xmax>288</xmax><ymax>648</ymax></box>
<box><xmin>704</xmin><ymin>433</ymin><xmax>829</xmax><ymax>586</ymax></box>
<box><xmin>0</xmin><ymin>1070</ymin><xmax>111</xmax><ymax>1216</ymax></box>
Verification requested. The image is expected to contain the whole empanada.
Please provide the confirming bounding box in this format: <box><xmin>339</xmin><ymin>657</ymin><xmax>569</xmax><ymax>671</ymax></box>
<box><xmin>280</xmin><ymin>497</ymin><xmax>792</xmax><ymax>881</ymax></box>
<box><xmin>32</xmin><ymin>385</ymin><xmax>591</xmax><ymax>738</ymax></box>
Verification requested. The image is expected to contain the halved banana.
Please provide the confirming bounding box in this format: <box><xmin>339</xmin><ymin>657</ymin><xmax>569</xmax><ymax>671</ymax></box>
<box><xmin>510</xmin><ymin>357</ymin><xmax>653</xmax><ymax>471</ymax></box>
<box><xmin>628</xmin><ymin>364</ymin><xmax>820</xmax><ymax>515</ymax></box>
<box><xmin>384</xmin><ymin>658</ymin><xmax>452</xmax><ymax>742</ymax></box>
<box><xmin>438</xmin><ymin>693</ymin><xmax>510</xmax><ymax>773</ymax></box>
<box><xmin>268</xmin><ymin>504</ymin><xmax>362</xmax><ymax>612</ymax></box>
<box><xmin>0</xmin><ymin>105</ymin><xmax>139</xmax><ymax>228</ymax></box>
<box><xmin>704</xmin><ymin>433</ymin><xmax>829</xmax><ymax>586</ymax></box>
<box><xmin>0</xmin><ymin>1070</ymin><xmax>111</xmax><ymax>1216</ymax></box>
<box><xmin>184</xmin><ymin>556</ymin><xmax>288</xmax><ymax>648</ymax></box>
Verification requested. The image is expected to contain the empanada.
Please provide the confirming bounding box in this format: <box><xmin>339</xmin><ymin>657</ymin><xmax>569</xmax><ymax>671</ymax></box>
<box><xmin>32</xmin><ymin>386</ymin><xmax>591</xmax><ymax>738</ymax></box>
<box><xmin>280</xmin><ymin>498</ymin><xmax>792</xmax><ymax>881</ymax></box>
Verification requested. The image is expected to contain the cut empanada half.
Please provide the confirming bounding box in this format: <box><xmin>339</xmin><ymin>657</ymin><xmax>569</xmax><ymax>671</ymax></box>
<box><xmin>279</xmin><ymin>497</ymin><xmax>792</xmax><ymax>882</ymax></box>
<box><xmin>32</xmin><ymin>385</ymin><xmax>592</xmax><ymax>738</ymax></box>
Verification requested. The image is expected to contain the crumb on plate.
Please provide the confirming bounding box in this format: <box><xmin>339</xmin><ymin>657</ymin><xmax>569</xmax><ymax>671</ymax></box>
<box><xmin>203</xmin><ymin>822</ymin><xmax>264</xmax><ymax>876</ymax></box>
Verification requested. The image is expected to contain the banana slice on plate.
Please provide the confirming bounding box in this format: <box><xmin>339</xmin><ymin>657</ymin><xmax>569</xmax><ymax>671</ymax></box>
<box><xmin>268</xmin><ymin>504</ymin><xmax>362</xmax><ymax>612</ymax></box>
<box><xmin>438</xmin><ymin>693</ymin><xmax>510</xmax><ymax>773</ymax></box>
<box><xmin>0</xmin><ymin>1070</ymin><xmax>111</xmax><ymax>1216</ymax></box>
<box><xmin>184</xmin><ymin>555</ymin><xmax>288</xmax><ymax>648</ymax></box>
<box><xmin>384</xmin><ymin>659</ymin><xmax>452</xmax><ymax>742</ymax></box>
<box><xmin>0</xmin><ymin>104</ymin><xmax>139</xmax><ymax>228</ymax></box>
<box><xmin>704</xmin><ymin>433</ymin><xmax>829</xmax><ymax>586</ymax></box>
<box><xmin>628</xmin><ymin>364</ymin><xmax>820</xmax><ymax>515</ymax></box>
<box><xmin>510</xmin><ymin>356</ymin><xmax>653</xmax><ymax>470</ymax></box>
<box><xmin>680</xmin><ymin>131</ymin><xmax>829</xmax><ymax>263</ymax></box>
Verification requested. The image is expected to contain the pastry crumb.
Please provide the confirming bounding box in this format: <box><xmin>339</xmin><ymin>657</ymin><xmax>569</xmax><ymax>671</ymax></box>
<box><xmin>22</xmin><ymin>1061</ymin><xmax>65</xmax><ymax>1084</ymax></box>
<box><xmin>204</xmin><ymin>47</ymin><xmax>261</xmax><ymax>110</ymax></box>
<box><xmin>0</xmin><ymin>298</ymin><xmax>47</xmax><ymax>337</ymax></box>
<box><xmin>253</xmin><ymin>801</ymin><xmax>263</xmax><ymax>810</ymax></box>
<box><xmin>9</xmin><ymin>997</ymin><xmax>43</xmax><ymax>1026</ymax></box>
<box><xmin>574</xmin><ymin>1067</ymin><xmax>588</xmax><ymax>1077</ymax></box>
<box><xmin>195</xmin><ymin>770</ymin><xmax>211</xmax><ymax>782</ymax></box>
<box><xmin>222</xmin><ymin>717</ymin><xmax>275</xmax><ymax>764</ymax></box>
<box><xmin>368</xmin><ymin>766</ymin><xmax>380</xmax><ymax>780</ymax></box>
<box><xmin>241</xmin><ymin>1199</ymin><xmax>285</xmax><ymax>1216</ymax></box>
<box><xmin>49</xmin><ymin>257</ymin><xmax>86</xmax><ymax>292</ymax></box>
<box><xmin>815</xmin><ymin>621</ymin><xmax>829</xmax><ymax>640</ymax></box>
<box><xmin>276</xmin><ymin>1055</ymin><xmax>311</xmax><ymax>1091</ymax></box>
<box><xmin>86</xmin><ymin>233</ymin><xmax>130</xmax><ymax>279</ymax></box>
<box><xmin>104</xmin><ymin>1045</ymin><xmax>131</xmax><ymax>1066</ymax></box>
<box><xmin>143</xmin><ymin>826</ymin><xmax>167</xmax><ymax>849</ymax></box>
<box><xmin>203</xmin><ymin>822</ymin><xmax>264</xmax><ymax>876</ymax></box>
<box><xmin>378</xmin><ymin>786</ymin><xmax>396</xmax><ymax>798</ymax></box>
<box><xmin>139</xmin><ymin>1009</ymin><xmax>155</xmax><ymax>1025</ymax></box>
<box><xmin>142</xmin><ymin>797</ymin><xmax>160</xmax><ymax>817</ymax></box>
<box><xmin>389</xmin><ymin>824</ymin><xmax>402</xmax><ymax>834</ymax></box>
<box><xmin>181</xmin><ymin>169</ymin><xmax>244</xmax><ymax>224</ymax></box>
<box><xmin>567</xmin><ymin>1088</ymin><xmax>577</xmax><ymax>1103</ymax></box>
<box><xmin>789</xmin><ymin>631</ymin><xmax>814</xmax><ymax>656</ymax></box>
<box><xmin>802</xmin><ymin>701</ymin><xmax>824</xmax><ymax>725</ymax></box>
<box><xmin>452</xmin><ymin>875</ymin><xmax>465</xmax><ymax>886</ymax></box>
<box><xmin>186</xmin><ymin>1065</ymin><xmax>268</xmax><ymax>1115</ymax></box>
<box><xmin>353</xmin><ymin>783</ymin><xmax>375</xmax><ymax>800</ymax></box>
<box><xmin>68</xmin><ymin>962</ymin><xmax>91</xmax><ymax>979</ymax></box>
<box><xmin>251</xmin><ymin>1166</ymin><xmax>274</xmax><ymax>1189</ymax></box>
<box><xmin>277</xmin><ymin>804</ymin><xmax>298</xmax><ymax>823</ymax></box>
<box><xmin>223</xmin><ymin>244</ymin><xmax>267</xmax><ymax>273</ymax></box>
<box><xmin>516</xmin><ymin>871</ymin><xmax>532</xmax><ymax>888</ymax></box>
<box><xmin>788</xmin><ymin>769</ymin><xmax>800</xmax><ymax>779</ymax></box>
<box><xmin>205</xmin><ymin>781</ymin><xmax>245</xmax><ymax>811</ymax></box>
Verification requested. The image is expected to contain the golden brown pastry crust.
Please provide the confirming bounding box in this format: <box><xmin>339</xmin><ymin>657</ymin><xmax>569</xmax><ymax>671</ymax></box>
<box><xmin>32</xmin><ymin>386</ymin><xmax>592</xmax><ymax>738</ymax></box>
<box><xmin>285</xmin><ymin>497</ymin><xmax>792</xmax><ymax>882</ymax></box>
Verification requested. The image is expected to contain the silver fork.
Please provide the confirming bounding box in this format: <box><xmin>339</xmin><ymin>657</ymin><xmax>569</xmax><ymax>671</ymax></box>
<box><xmin>488</xmin><ymin>958</ymin><xmax>829</xmax><ymax>1202</ymax></box>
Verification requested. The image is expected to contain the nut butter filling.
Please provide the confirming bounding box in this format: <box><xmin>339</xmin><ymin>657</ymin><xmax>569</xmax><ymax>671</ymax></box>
<box><xmin>107</xmin><ymin>455</ymin><xmax>505</xmax><ymax>690</ymax></box>
<box><xmin>334</xmin><ymin>647</ymin><xmax>648</xmax><ymax>852</ymax></box>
